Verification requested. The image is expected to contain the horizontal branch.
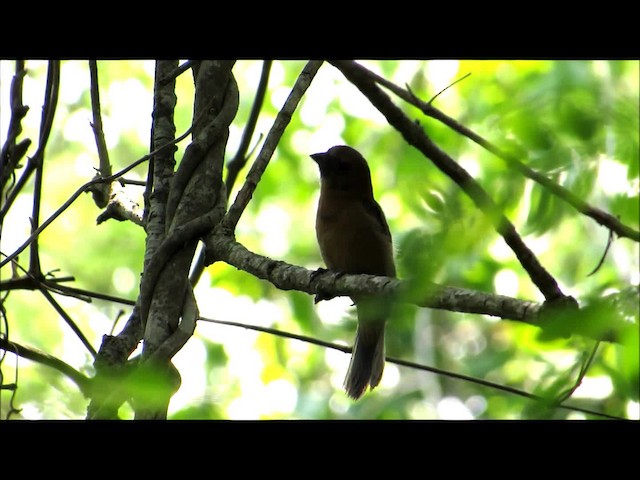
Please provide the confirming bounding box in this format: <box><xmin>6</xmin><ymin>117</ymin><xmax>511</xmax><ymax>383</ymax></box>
<box><xmin>205</xmin><ymin>231</ymin><xmax>540</xmax><ymax>325</ymax></box>
<box><xmin>208</xmin><ymin>233</ymin><xmax>638</xmax><ymax>344</ymax></box>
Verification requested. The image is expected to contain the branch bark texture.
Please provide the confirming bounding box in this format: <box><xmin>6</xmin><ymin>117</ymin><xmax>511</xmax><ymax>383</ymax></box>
<box><xmin>207</xmin><ymin>232</ymin><xmax>540</xmax><ymax>324</ymax></box>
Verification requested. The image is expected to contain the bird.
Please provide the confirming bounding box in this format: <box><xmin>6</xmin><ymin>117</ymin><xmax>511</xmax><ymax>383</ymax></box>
<box><xmin>310</xmin><ymin>145</ymin><xmax>396</xmax><ymax>400</ymax></box>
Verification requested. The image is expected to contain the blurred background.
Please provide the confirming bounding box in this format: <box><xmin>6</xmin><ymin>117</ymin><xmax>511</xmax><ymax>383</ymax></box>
<box><xmin>1</xmin><ymin>59</ymin><xmax>638</xmax><ymax>419</ymax></box>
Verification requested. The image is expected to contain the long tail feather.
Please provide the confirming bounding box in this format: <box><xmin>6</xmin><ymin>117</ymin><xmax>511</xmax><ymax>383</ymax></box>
<box><xmin>343</xmin><ymin>322</ymin><xmax>385</xmax><ymax>400</ymax></box>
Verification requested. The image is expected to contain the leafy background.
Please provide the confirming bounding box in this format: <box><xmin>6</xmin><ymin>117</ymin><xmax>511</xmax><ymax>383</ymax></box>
<box><xmin>1</xmin><ymin>59</ymin><xmax>638</xmax><ymax>419</ymax></box>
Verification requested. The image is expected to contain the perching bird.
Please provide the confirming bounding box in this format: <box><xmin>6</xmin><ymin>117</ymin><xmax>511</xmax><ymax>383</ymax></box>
<box><xmin>311</xmin><ymin>145</ymin><xmax>396</xmax><ymax>400</ymax></box>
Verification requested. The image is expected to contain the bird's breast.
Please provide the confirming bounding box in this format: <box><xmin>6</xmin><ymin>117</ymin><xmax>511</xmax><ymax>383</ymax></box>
<box><xmin>315</xmin><ymin>194</ymin><xmax>395</xmax><ymax>277</ymax></box>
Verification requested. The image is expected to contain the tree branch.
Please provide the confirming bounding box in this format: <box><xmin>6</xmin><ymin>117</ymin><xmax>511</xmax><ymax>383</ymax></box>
<box><xmin>206</xmin><ymin>231</ymin><xmax>539</xmax><ymax>322</ymax></box>
<box><xmin>134</xmin><ymin>61</ymin><xmax>238</xmax><ymax>419</ymax></box>
<box><xmin>0</xmin><ymin>113</ymin><xmax>199</xmax><ymax>270</ymax></box>
<box><xmin>224</xmin><ymin>59</ymin><xmax>272</xmax><ymax>195</ymax></box>
<box><xmin>1</xmin><ymin>61</ymin><xmax>60</xmax><ymax>220</ymax></box>
<box><xmin>189</xmin><ymin>60</ymin><xmax>272</xmax><ymax>287</ymax></box>
<box><xmin>88</xmin><ymin>60</ymin><xmax>112</xmax><ymax>209</ymax></box>
<box><xmin>367</xmin><ymin>64</ymin><xmax>640</xmax><ymax>242</ymax></box>
<box><xmin>158</xmin><ymin>60</ymin><xmax>195</xmax><ymax>86</ymax></box>
<box><xmin>198</xmin><ymin>316</ymin><xmax>622</xmax><ymax>420</ymax></box>
<box><xmin>206</xmin><ymin>232</ymin><xmax>631</xmax><ymax>343</ymax></box>
<box><xmin>40</xmin><ymin>288</ymin><xmax>97</xmax><ymax>357</ymax></box>
<box><xmin>220</xmin><ymin>60</ymin><xmax>323</xmax><ymax>233</ymax></box>
<box><xmin>29</xmin><ymin>62</ymin><xmax>60</xmax><ymax>278</ymax></box>
<box><xmin>331</xmin><ymin>60</ymin><xmax>570</xmax><ymax>305</ymax></box>
<box><xmin>1</xmin><ymin>60</ymin><xmax>31</xmax><ymax>192</ymax></box>
<box><xmin>0</xmin><ymin>337</ymin><xmax>91</xmax><ymax>396</ymax></box>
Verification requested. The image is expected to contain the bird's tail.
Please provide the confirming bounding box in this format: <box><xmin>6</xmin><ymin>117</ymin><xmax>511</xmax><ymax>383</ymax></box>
<box><xmin>343</xmin><ymin>320</ymin><xmax>386</xmax><ymax>400</ymax></box>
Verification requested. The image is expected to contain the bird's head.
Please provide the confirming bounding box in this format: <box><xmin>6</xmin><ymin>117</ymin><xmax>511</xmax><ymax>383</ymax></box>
<box><xmin>310</xmin><ymin>145</ymin><xmax>374</xmax><ymax>197</ymax></box>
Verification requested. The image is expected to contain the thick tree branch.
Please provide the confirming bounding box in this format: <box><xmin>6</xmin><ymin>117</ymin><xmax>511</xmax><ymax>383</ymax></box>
<box><xmin>206</xmin><ymin>231</ymin><xmax>539</xmax><ymax>323</ymax></box>
<box><xmin>146</xmin><ymin>59</ymin><xmax>179</xmax><ymax>255</ymax></box>
<box><xmin>331</xmin><ymin>60</ymin><xmax>570</xmax><ymax>305</ymax></box>
<box><xmin>133</xmin><ymin>61</ymin><xmax>238</xmax><ymax>419</ymax></box>
<box><xmin>87</xmin><ymin>61</ymin><xmax>217</xmax><ymax>419</ymax></box>
<box><xmin>366</xmin><ymin>66</ymin><xmax>640</xmax><ymax>242</ymax></box>
<box><xmin>206</xmin><ymin>232</ymin><xmax>631</xmax><ymax>343</ymax></box>
<box><xmin>190</xmin><ymin>60</ymin><xmax>272</xmax><ymax>287</ymax></box>
<box><xmin>139</xmin><ymin>62</ymin><xmax>237</xmax><ymax>334</ymax></box>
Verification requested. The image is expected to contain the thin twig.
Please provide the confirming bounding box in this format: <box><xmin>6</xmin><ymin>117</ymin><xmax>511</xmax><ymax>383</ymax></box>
<box><xmin>587</xmin><ymin>229</ymin><xmax>615</xmax><ymax>276</ymax></box>
<box><xmin>28</xmin><ymin>62</ymin><xmax>60</xmax><ymax>275</ymax></box>
<box><xmin>555</xmin><ymin>341</ymin><xmax>601</xmax><ymax>403</ymax></box>
<box><xmin>159</xmin><ymin>60</ymin><xmax>196</xmax><ymax>86</ymax></box>
<box><xmin>21</xmin><ymin>62</ymin><xmax>59</xmax><ymax>279</ymax></box>
<box><xmin>0</xmin><ymin>116</ymin><xmax>200</xmax><ymax>270</ymax></box>
<box><xmin>45</xmin><ymin>282</ymin><xmax>135</xmax><ymax>306</ymax></box>
<box><xmin>225</xmin><ymin>60</ymin><xmax>272</xmax><ymax>195</ymax></box>
<box><xmin>198</xmin><ymin>316</ymin><xmax>622</xmax><ymax>420</ymax></box>
<box><xmin>39</xmin><ymin>288</ymin><xmax>97</xmax><ymax>357</ymax></box>
<box><xmin>426</xmin><ymin>72</ymin><xmax>471</xmax><ymax>104</ymax></box>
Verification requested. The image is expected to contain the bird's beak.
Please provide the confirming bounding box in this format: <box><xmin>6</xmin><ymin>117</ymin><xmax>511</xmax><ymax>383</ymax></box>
<box><xmin>310</xmin><ymin>152</ymin><xmax>325</xmax><ymax>164</ymax></box>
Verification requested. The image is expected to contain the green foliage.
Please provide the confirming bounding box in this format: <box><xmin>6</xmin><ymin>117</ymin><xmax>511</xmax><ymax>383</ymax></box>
<box><xmin>1</xmin><ymin>59</ymin><xmax>638</xmax><ymax>420</ymax></box>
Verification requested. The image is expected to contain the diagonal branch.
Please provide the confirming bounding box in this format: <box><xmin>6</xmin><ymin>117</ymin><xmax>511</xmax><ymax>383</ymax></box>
<box><xmin>367</xmin><ymin>65</ymin><xmax>640</xmax><ymax>242</ymax></box>
<box><xmin>0</xmin><ymin>337</ymin><xmax>91</xmax><ymax>396</ymax></box>
<box><xmin>220</xmin><ymin>60</ymin><xmax>323</xmax><ymax>233</ymax></box>
<box><xmin>331</xmin><ymin>60</ymin><xmax>569</xmax><ymax>304</ymax></box>
<box><xmin>158</xmin><ymin>60</ymin><xmax>195</xmax><ymax>87</ymax></box>
<box><xmin>40</xmin><ymin>288</ymin><xmax>97</xmax><ymax>358</ymax></box>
